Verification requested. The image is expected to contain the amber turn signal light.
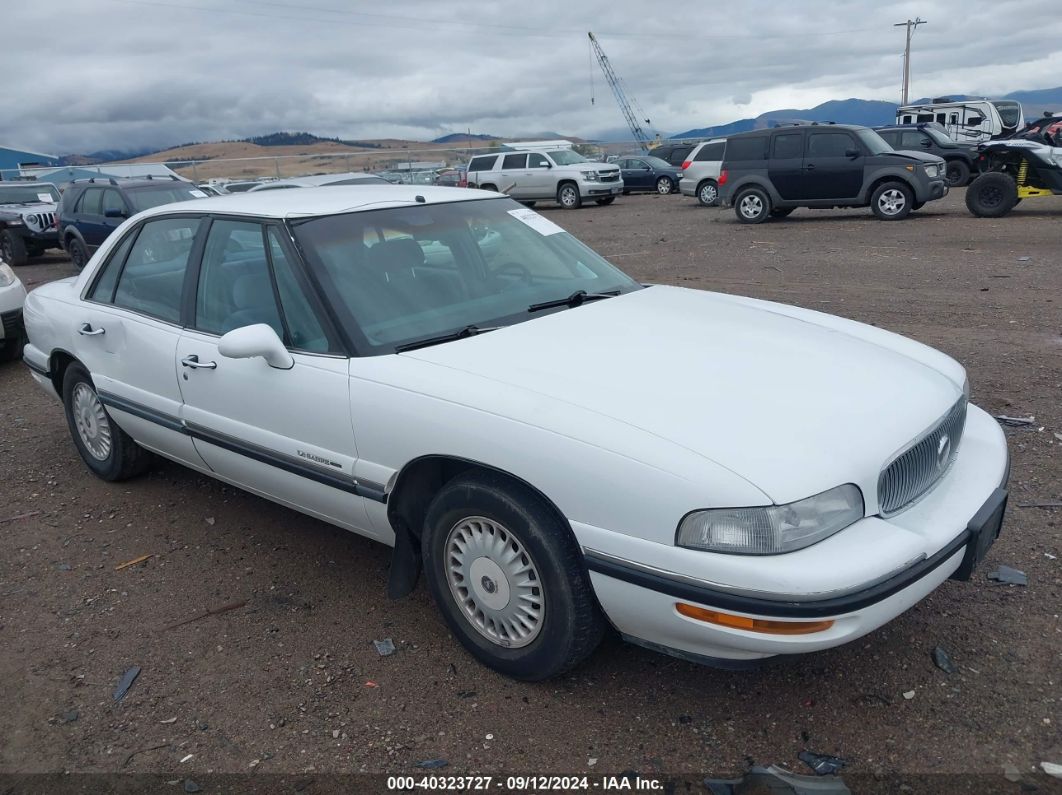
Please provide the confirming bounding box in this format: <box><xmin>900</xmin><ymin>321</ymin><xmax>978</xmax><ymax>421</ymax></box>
<box><xmin>675</xmin><ymin>602</ymin><xmax>834</xmax><ymax>635</ymax></box>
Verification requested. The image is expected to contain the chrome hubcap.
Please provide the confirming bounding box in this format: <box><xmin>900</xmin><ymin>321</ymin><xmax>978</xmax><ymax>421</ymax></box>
<box><xmin>878</xmin><ymin>189</ymin><xmax>906</xmax><ymax>215</ymax></box>
<box><xmin>739</xmin><ymin>194</ymin><xmax>763</xmax><ymax>218</ymax></box>
<box><xmin>72</xmin><ymin>383</ymin><xmax>112</xmax><ymax>461</ymax></box>
<box><xmin>700</xmin><ymin>184</ymin><xmax>717</xmax><ymax>203</ymax></box>
<box><xmin>657</xmin><ymin>179</ymin><xmax>672</xmax><ymax>194</ymax></box>
<box><xmin>445</xmin><ymin>516</ymin><xmax>544</xmax><ymax>648</ymax></box>
<box><xmin>560</xmin><ymin>187</ymin><xmax>577</xmax><ymax>206</ymax></box>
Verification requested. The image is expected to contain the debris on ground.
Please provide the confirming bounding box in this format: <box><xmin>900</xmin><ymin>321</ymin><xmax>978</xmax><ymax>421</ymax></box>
<box><xmin>932</xmin><ymin>646</ymin><xmax>958</xmax><ymax>674</ymax></box>
<box><xmin>373</xmin><ymin>638</ymin><xmax>396</xmax><ymax>656</ymax></box>
<box><xmin>988</xmin><ymin>565</ymin><xmax>1028</xmax><ymax>586</ymax></box>
<box><xmin>180</xmin><ymin>754</ymin><xmax>194</xmax><ymax>763</ymax></box>
<box><xmin>456</xmin><ymin>690</ymin><xmax>476</xmax><ymax>699</ymax></box>
<box><xmin>160</xmin><ymin>716</ymin><xmax>177</xmax><ymax>724</ymax></box>
<box><xmin>162</xmin><ymin>600</ymin><xmax>247</xmax><ymax>631</ymax></box>
<box><xmin>903</xmin><ymin>690</ymin><xmax>916</xmax><ymax>700</ymax></box>
<box><xmin>364</xmin><ymin>681</ymin><xmax>379</xmax><ymax>688</ymax></box>
<box><xmin>56</xmin><ymin>563</ymin><xmax>71</xmax><ymax>571</ymax></box>
<box><xmin>1003</xmin><ymin>763</ymin><xmax>1021</xmax><ymax>782</ymax></box>
<box><xmin>0</xmin><ymin>510</ymin><xmax>41</xmax><ymax>524</ymax></box>
<box><xmin>183</xmin><ymin>780</ymin><xmax>202</xmax><ymax>794</ymax></box>
<box><xmin>798</xmin><ymin>750</ymin><xmax>848</xmax><ymax>776</ymax></box>
<box><xmin>121</xmin><ymin>742</ymin><xmax>169</xmax><ymax>768</ymax></box>
<box><xmin>994</xmin><ymin>415</ymin><xmax>1036</xmax><ymax>427</ymax></box>
<box><xmin>1017</xmin><ymin>501</ymin><xmax>1062</xmax><ymax>509</ymax></box>
<box><xmin>115</xmin><ymin>553</ymin><xmax>153</xmax><ymax>571</ymax></box>
<box><xmin>416</xmin><ymin>759</ymin><xmax>448</xmax><ymax>769</ymax></box>
<box><xmin>706</xmin><ymin>765</ymin><xmax>851</xmax><ymax>794</ymax></box>
<box><xmin>1017</xmin><ymin>256</ymin><xmax>1031</xmax><ymax>262</ymax></box>
<box><xmin>60</xmin><ymin>709</ymin><xmax>79</xmax><ymax>724</ymax></box>
<box><xmin>112</xmin><ymin>666</ymin><xmax>141</xmax><ymax>702</ymax></box>
<box><xmin>205</xmin><ymin>517</ymin><xmax>216</xmax><ymax>526</ymax></box>
<box><xmin>1042</xmin><ymin>762</ymin><xmax>1062</xmax><ymax>779</ymax></box>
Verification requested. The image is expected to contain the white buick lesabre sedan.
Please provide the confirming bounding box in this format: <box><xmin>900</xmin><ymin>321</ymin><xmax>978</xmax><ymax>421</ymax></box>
<box><xmin>22</xmin><ymin>186</ymin><xmax>1009</xmax><ymax>680</ymax></box>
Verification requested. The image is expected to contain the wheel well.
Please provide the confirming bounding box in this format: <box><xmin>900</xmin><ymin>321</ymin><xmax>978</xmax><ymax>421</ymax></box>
<box><xmin>697</xmin><ymin>178</ymin><xmax>718</xmax><ymax>190</ymax></box>
<box><xmin>866</xmin><ymin>175</ymin><xmax>914</xmax><ymax>199</ymax></box>
<box><xmin>49</xmin><ymin>350</ymin><xmax>77</xmax><ymax>395</ymax></box>
<box><xmin>556</xmin><ymin>179</ymin><xmax>578</xmax><ymax>191</ymax></box>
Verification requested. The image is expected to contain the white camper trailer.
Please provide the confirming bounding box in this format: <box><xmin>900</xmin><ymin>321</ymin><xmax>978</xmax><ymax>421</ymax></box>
<box><xmin>896</xmin><ymin>98</ymin><xmax>1024</xmax><ymax>143</ymax></box>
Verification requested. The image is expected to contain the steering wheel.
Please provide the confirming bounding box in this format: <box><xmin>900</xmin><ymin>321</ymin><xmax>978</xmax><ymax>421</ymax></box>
<box><xmin>491</xmin><ymin>261</ymin><xmax>534</xmax><ymax>285</ymax></box>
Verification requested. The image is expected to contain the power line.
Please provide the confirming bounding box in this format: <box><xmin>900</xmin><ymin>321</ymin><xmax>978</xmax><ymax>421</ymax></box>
<box><xmin>894</xmin><ymin>17</ymin><xmax>927</xmax><ymax>105</ymax></box>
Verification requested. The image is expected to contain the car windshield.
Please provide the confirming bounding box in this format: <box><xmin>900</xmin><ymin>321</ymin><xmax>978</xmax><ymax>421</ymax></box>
<box><xmin>0</xmin><ymin>184</ymin><xmax>60</xmax><ymax>204</ymax></box>
<box><xmin>126</xmin><ymin>185</ymin><xmax>206</xmax><ymax>212</ymax></box>
<box><xmin>856</xmin><ymin>129</ymin><xmax>893</xmax><ymax>155</ymax></box>
<box><xmin>291</xmin><ymin>197</ymin><xmax>641</xmax><ymax>354</ymax></box>
<box><xmin>642</xmin><ymin>157</ymin><xmax>673</xmax><ymax>169</ymax></box>
<box><xmin>543</xmin><ymin>150</ymin><xmax>588</xmax><ymax>165</ymax></box>
<box><xmin>923</xmin><ymin>126</ymin><xmax>956</xmax><ymax>146</ymax></box>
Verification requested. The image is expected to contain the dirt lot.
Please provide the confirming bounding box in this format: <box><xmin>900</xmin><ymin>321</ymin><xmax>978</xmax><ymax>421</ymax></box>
<box><xmin>1</xmin><ymin>190</ymin><xmax>1060</xmax><ymax>792</ymax></box>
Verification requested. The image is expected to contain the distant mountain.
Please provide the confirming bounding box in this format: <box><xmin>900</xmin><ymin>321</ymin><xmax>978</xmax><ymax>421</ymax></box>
<box><xmin>242</xmin><ymin>131</ymin><xmax>340</xmax><ymax>147</ymax></box>
<box><xmin>432</xmin><ymin>133</ymin><xmax>498</xmax><ymax>144</ymax></box>
<box><xmin>671</xmin><ymin>99</ymin><xmax>896</xmax><ymax>139</ymax></box>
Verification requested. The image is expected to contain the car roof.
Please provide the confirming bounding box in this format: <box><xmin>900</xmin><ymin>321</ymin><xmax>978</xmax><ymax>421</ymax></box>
<box><xmin>141</xmin><ymin>185</ymin><xmax>502</xmax><ymax>219</ymax></box>
<box><xmin>249</xmin><ymin>172</ymin><xmax>385</xmax><ymax>190</ymax></box>
<box><xmin>70</xmin><ymin>178</ymin><xmax>189</xmax><ymax>190</ymax></box>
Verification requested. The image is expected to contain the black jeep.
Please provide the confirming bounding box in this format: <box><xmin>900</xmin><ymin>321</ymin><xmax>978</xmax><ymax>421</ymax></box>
<box><xmin>0</xmin><ymin>181</ymin><xmax>61</xmax><ymax>265</ymax></box>
<box><xmin>718</xmin><ymin>124</ymin><xmax>948</xmax><ymax>224</ymax></box>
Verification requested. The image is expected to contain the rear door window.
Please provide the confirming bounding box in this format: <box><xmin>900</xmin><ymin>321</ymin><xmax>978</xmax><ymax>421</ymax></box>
<box><xmin>725</xmin><ymin>136</ymin><xmax>768</xmax><ymax>161</ymax></box>
<box><xmin>695</xmin><ymin>142</ymin><xmax>725</xmax><ymax>162</ymax></box>
<box><xmin>113</xmin><ymin>217</ymin><xmax>201</xmax><ymax>324</ymax></box>
<box><xmin>467</xmin><ymin>156</ymin><xmax>497</xmax><ymax>172</ymax></box>
<box><xmin>501</xmin><ymin>153</ymin><xmax>527</xmax><ymax>169</ymax></box>
<box><xmin>79</xmin><ymin>188</ymin><xmax>104</xmax><ymax>215</ymax></box>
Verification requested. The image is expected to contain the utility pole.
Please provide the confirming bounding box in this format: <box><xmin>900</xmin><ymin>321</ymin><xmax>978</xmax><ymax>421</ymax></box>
<box><xmin>893</xmin><ymin>17</ymin><xmax>927</xmax><ymax>105</ymax></box>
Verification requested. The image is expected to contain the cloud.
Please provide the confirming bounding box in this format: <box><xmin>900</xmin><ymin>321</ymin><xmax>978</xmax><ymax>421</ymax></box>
<box><xmin>2</xmin><ymin>0</ymin><xmax>1061</xmax><ymax>154</ymax></box>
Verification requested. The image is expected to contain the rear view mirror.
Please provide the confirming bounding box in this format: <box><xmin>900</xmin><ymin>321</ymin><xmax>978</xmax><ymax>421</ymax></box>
<box><xmin>218</xmin><ymin>323</ymin><xmax>294</xmax><ymax>370</ymax></box>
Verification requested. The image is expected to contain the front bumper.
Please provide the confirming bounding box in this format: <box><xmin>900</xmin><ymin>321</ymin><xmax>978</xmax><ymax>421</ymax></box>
<box><xmin>582</xmin><ymin>182</ymin><xmax>623</xmax><ymax>197</ymax></box>
<box><xmin>920</xmin><ymin>178</ymin><xmax>949</xmax><ymax>202</ymax></box>
<box><xmin>578</xmin><ymin>403</ymin><xmax>1009</xmax><ymax>665</ymax></box>
<box><xmin>1</xmin><ymin>308</ymin><xmax>24</xmax><ymax>343</ymax></box>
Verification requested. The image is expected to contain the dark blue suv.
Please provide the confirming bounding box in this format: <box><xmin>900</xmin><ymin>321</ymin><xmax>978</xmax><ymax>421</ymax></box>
<box><xmin>57</xmin><ymin>177</ymin><xmax>204</xmax><ymax>269</ymax></box>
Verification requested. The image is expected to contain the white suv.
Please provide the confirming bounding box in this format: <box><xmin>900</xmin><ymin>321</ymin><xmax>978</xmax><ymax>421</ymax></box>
<box><xmin>679</xmin><ymin>139</ymin><xmax>726</xmax><ymax>206</ymax></box>
<box><xmin>466</xmin><ymin>144</ymin><xmax>623</xmax><ymax>209</ymax></box>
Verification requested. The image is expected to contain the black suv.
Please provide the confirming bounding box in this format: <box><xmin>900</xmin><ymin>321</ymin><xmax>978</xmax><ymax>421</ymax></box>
<box><xmin>647</xmin><ymin>141</ymin><xmax>699</xmax><ymax>167</ymax></box>
<box><xmin>718</xmin><ymin>124</ymin><xmax>948</xmax><ymax>224</ymax></box>
<box><xmin>58</xmin><ymin>177</ymin><xmax>204</xmax><ymax>269</ymax></box>
<box><xmin>875</xmin><ymin>124</ymin><xmax>978</xmax><ymax>186</ymax></box>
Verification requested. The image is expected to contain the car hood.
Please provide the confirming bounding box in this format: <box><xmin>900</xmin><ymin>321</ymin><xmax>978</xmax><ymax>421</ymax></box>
<box><xmin>1</xmin><ymin>201</ymin><xmax>57</xmax><ymax>213</ymax></box>
<box><xmin>883</xmin><ymin>150</ymin><xmax>946</xmax><ymax>164</ymax></box>
<box><xmin>403</xmin><ymin>286</ymin><xmax>963</xmax><ymax>506</ymax></box>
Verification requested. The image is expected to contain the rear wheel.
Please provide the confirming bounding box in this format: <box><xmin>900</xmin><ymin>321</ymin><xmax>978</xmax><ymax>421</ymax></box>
<box><xmin>595</xmin><ymin>196</ymin><xmax>615</xmax><ymax>206</ymax></box>
<box><xmin>0</xmin><ymin>230</ymin><xmax>28</xmax><ymax>266</ymax></box>
<box><xmin>945</xmin><ymin>160</ymin><xmax>971</xmax><ymax>187</ymax></box>
<box><xmin>870</xmin><ymin>181</ymin><xmax>913</xmax><ymax>220</ymax></box>
<box><xmin>697</xmin><ymin>180</ymin><xmax>719</xmax><ymax>207</ymax></box>
<box><xmin>67</xmin><ymin>237</ymin><xmax>89</xmax><ymax>270</ymax></box>
<box><xmin>656</xmin><ymin>176</ymin><xmax>674</xmax><ymax>195</ymax></box>
<box><xmin>734</xmin><ymin>187</ymin><xmax>771</xmax><ymax>224</ymax></box>
<box><xmin>62</xmin><ymin>363</ymin><xmax>153</xmax><ymax>481</ymax></box>
<box><xmin>965</xmin><ymin>172</ymin><xmax>1018</xmax><ymax>218</ymax></box>
<box><xmin>422</xmin><ymin>472</ymin><xmax>605</xmax><ymax>680</ymax></box>
<box><xmin>557</xmin><ymin>183</ymin><xmax>582</xmax><ymax>209</ymax></box>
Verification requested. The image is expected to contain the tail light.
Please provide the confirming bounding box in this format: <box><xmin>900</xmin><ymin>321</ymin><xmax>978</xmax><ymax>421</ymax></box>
<box><xmin>718</xmin><ymin>169</ymin><xmax>728</xmax><ymax>185</ymax></box>
<box><xmin>681</xmin><ymin>160</ymin><xmax>692</xmax><ymax>170</ymax></box>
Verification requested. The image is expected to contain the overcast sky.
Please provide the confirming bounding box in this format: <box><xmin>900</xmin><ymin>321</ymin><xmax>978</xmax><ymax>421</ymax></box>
<box><xmin>4</xmin><ymin>0</ymin><xmax>1062</xmax><ymax>154</ymax></box>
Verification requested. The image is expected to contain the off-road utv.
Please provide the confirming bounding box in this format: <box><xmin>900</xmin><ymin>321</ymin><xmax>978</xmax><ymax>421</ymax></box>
<box><xmin>0</xmin><ymin>181</ymin><xmax>61</xmax><ymax>265</ymax></box>
<box><xmin>966</xmin><ymin>114</ymin><xmax>1062</xmax><ymax>218</ymax></box>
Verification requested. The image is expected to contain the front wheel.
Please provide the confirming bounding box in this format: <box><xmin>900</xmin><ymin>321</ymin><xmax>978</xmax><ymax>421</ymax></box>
<box><xmin>965</xmin><ymin>172</ymin><xmax>1018</xmax><ymax>218</ymax></box>
<box><xmin>870</xmin><ymin>181</ymin><xmax>913</xmax><ymax>220</ymax></box>
<box><xmin>62</xmin><ymin>363</ymin><xmax>153</xmax><ymax>481</ymax></box>
<box><xmin>422</xmin><ymin>472</ymin><xmax>605</xmax><ymax>680</ymax></box>
<box><xmin>1</xmin><ymin>230</ymin><xmax>28</xmax><ymax>266</ymax></box>
<box><xmin>67</xmin><ymin>237</ymin><xmax>89</xmax><ymax>270</ymax></box>
<box><xmin>733</xmin><ymin>187</ymin><xmax>771</xmax><ymax>224</ymax></box>
<box><xmin>697</xmin><ymin>180</ymin><xmax>719</xmax><ymax>207</ymax></box>
<box><xmin>945</xmin><ymin>160</ymin><xmax>971</xmax><ymax>187</ymax></box>
<box><xmin>595</xmin><ymin>196</ymin><xmax>615</xmax><ymax>206</ymax></box>
<box><xmin>556</xmin><ymin>183</ymin><xmax>582</xmax><ymax>209</ymax></box>
<box><xmin>656</xmin><ymin>176</ymin><xmax>674</xmax><ymax>195</ymax></box>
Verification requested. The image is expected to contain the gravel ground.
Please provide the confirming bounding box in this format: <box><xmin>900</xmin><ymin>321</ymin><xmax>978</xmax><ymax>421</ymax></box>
<box><xmin>1</xmin><ymin>190</ymin><xmax>1060</xmax><ymax>793</ymax></box>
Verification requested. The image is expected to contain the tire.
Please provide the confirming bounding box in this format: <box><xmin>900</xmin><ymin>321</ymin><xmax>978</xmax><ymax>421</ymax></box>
<box><xmin>519</xmin><ymin>201</ymin><xmax>536</xmax><ymax>208</ymax></box>
<box><xmin>697</xmin><ymin>180</ymin><xmax>719</xmax><ymax>207</ymax></box>
<box><xmin>0</xmin><ymin>230</ymin><xmax>28</xmax><ymax>266</ymax></box>
<box><xmin>67</xmin><ymin>237</ymin><xmax>89</xmax><ymax>270</ymax></box>
<box><xmin>965</xmin><ymin>172</ymin><xmax>1018</xmax><ymax>218</ymax></box>
<box><xmin>945</xmin><ymin>159</ymin><xmax>970</xmax><ymax>188</ymax></box>
<box><xmin>656</xmin><ymin>176</ymin><xmax>674</xmax><ymax>195</ymax></box>
<box><xmin>770</xmin><ymin>207</ymin><xmax>795</xmax><ymax>218</ymax></box>
<box><xmin>62</xmin><ymin>363</ymin><xmax>153</xmax><ymax>481</ymax></box>
<box><xmin>733</xmin><ymin>187</ymin><xmax>771</xmax><ymax>224</ymax></box>
<box><xmin>421</xmin><ymin>471</ymin><xmax>605</xmax><ymax>680</ymax></box>
<box><xmin>870</xmin><ymin>181</ymin><xmax>914</xmax><ymax>220</ymax></box>
<box><xmin>480</xmin><ymin>184</ymin><xmax>498</xmax><ymax>193</ymax></box>
<box><xmin>556</xmin><ymin>182</ymin><xmax>582</xmax><ymax>209</ymax></box>
<box><xmin>595</xmin><ymin>196</ymin><xmax>615</xmax><ymax>206</ymax></box>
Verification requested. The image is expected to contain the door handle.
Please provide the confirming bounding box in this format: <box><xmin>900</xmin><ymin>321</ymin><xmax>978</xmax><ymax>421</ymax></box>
<box><xmin>78</xmin><ymin>323</ymin><xmax>105</xmax><ymax>337</ymax></box>
<box><xmin>804</xmin><ymin>164</ymin><xmax>816</xmax><ymax>170</ymax></box>
<box><xmin>181</xmin><ymin>354</ymin><xmax>217</xmax><ymax>370</ymax></box>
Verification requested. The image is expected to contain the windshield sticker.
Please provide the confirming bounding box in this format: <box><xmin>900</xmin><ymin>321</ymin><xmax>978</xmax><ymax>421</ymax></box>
<box><xmin>189</xmin><ymin>189</ymin><xmax>208</xmax><ymax>198</ymax></box>
<box><xmin>507</xmin><ymin>207</ymin><xmax>564</xmax><ymax>236</ymax></box>
<box><xmin>38</xmin><ymin>193</ymin><xmax>53</xmax><ymax>203</ymax></box>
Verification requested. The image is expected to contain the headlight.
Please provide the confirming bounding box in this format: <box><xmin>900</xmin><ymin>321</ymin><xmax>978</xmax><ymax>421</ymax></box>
<box><xmin>0</xmin><ymin>262</ymin><xmax>17</xmax><ymax>287</ymax></box>
<box><xmin>580</xmin><ymin>170</ymin><xmax>601</xmax><ymax>181</ymax></box>
<box><xmin>676</xmin><ymin>484</ymin><xmax>864</xmax><ymax>555</ymax></box>
<box><xmin>923</xmin><ymin>164</ymin><xmax>940</xmax><ymax>178</ymax></box>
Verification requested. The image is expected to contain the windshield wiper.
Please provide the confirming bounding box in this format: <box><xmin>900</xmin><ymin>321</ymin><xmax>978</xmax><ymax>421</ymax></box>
<box><xmin>394</xmin><ymin>325</ymin><xmax>500</xmax><ymax>353</ymax></box>
<box><xmin>527</xmin><ymin>290</ymin><xmax>619</xmax><ymax>313</ymax></box>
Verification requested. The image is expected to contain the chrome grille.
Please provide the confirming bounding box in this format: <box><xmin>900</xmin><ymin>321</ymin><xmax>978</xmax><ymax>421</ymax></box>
<box><xmin>600</xmin><ymin>173</ymin><xmax>620</xmax><ymax>183</ymax></box>
<box><xmin>878</xmin><ymin>398</ymin><xmax>967</xmax><ymax>515</ymax></box>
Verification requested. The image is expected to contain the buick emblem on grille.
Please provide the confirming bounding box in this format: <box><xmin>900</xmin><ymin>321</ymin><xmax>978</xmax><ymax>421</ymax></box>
<box><xmin>936</xmin><ymin>434</ymin><xmax>951</xmax><ymax>471</ymax></box>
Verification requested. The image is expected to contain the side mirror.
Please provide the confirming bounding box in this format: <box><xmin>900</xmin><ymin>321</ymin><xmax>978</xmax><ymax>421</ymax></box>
<box><xmin>844</xmin><ymin>148</ymin><xmax>861</xmax><ymax>159</ymax></box>
<box><xmin>104</xmin><ymin>208</ymin><xmax>126</xmax><ymax>218</ymax></box>
<box><xmin>921</xmin><ymin>139</ymin><xmax>933</xmax><ymax>148</ymax></box>
<box><xmin>218</xmin><ymin>323</ymin><xmax>294</xmax><ymax>370</ymax></box>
